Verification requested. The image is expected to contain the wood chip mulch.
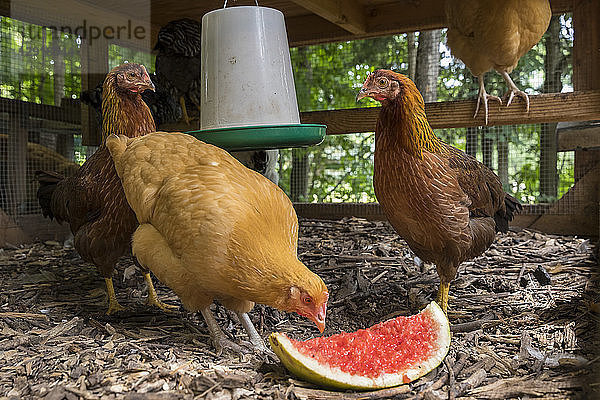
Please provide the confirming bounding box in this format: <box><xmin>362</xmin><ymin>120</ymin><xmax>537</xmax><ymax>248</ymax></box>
<box><xmin>1</xmin><ymin>217</ymin><xmax>598</xmax><ymax>399</ymax></box>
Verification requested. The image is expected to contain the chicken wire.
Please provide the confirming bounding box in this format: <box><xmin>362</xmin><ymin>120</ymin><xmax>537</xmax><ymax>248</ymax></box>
<box><xmin>282</xmin><ymin>19</ymin><xmax>580</xmax><ymax>216</ymax></box>
<box><xmin>0</xmin><ymin>12</ymin><xmax>588</xmax><ymax>242</ymax></box>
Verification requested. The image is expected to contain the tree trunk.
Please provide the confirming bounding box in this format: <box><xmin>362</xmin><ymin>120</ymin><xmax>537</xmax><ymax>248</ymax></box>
<box><xmin>407</xmin><ymin>32</ymin><xmax>417</xmax><ymax>81</ymax></box>
<box><xmin>52</xmin><ymin>30</ymin><xmax>65</xmax><ymax>107</ymax></box>
<box><xmin>482</xmin><ymin>128</ymin><xmax>494</xmax><ymax>170</ymax></box>
<box><xmin>290</xmin><ymin>148</ymin><xmax>310</xmax><ymax>202</ymax></box>
<box><xmin>290</xmin><ymin>46</ymin><xmax>312</xmax><ymax>201</ymax></box>
<box><xmin>415</xmin><ymin>30</ymin><xmax>441</xmax><ymax>102</ymax></box>
<box><xmin>465</xmin><ymin>127</ymin><xmax>478</xmax><ymax>157</ymax></box>
<box><xmin>497</xmin><ymin>128</ymin><xmax>509</xmax><ymax>190</ymax></box>
<box><xmin>540</xmin><ymin>16</ymin><xmax>562</xmax><ymax>201</ymax></box>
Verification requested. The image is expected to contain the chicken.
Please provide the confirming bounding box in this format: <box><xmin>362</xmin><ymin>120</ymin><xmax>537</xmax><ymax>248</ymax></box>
<box><xmin>36</xmin><ymin>63</ymin><xmax>175</xmax><ymax>314</ymax></box>
<box><xmin>154</xmin><ymin>18</ymin><xmax>202</xmax><ymax>125</ymax></box>
<box><xmin>357</xmin><ymin>70</ymin><xmax>521</xmax><ymax>312</ymax></box>
<box><xmin>445</xmin><ymin>0</ymin><xmax>551</xmax><ymax>124</ymax></box>
<box><xmin>81</xmin><ymin>72</ymin><xmax>182</xmax><ymax>128</ymax></box>
<box><xmin>105</xmin><ymin>132</ymin><xmax>328</xmax><ymax>354</ymax></box>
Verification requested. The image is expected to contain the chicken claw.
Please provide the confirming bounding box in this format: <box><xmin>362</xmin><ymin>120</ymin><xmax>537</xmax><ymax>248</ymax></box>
<box><xmin>499</xmin><ymin>70</ymin><xmax>530</xmax><ymax>112</ymax></box>
<box><xmin>104</xmin><ymin>278</ymin><xmax>126</xmax><ymax>315</ymax></box>
<box><xmin>201</xmin><ymin>307</ymin><xmax>248</xmax><ymax>356</ymax></box>
<box><xmin>237</xmin><ymin>312</ymin><xmax>277</xmax><ymax>360</ymax></box>
<box><xmin>475</xmin><ymin>75</ymin><xmax>502</xmax><ymax>125</ymax></box>
<box><xmin>143</xmin><ymin>272</ymin><xmax>178</xmax><ymax>311</ymax></box>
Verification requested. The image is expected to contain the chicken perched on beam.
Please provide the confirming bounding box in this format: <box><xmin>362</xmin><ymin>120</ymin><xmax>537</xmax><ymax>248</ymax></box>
<box><xmin>445</xmin><ymin>0</ymin><xmax>552</xmax><ymax>124</ymax></box>
<box><xmin>36</xmin><ymin>63</ymin><xmax>175</xmax><ymax>314</ymax></box>
<box><xmin>106</xmin><ymin>132</ymin><xmax>328</xmax><ymax>355</ymax></box>
<box><xmin>357</xmin><ymin>70</ymin><xmax>521</xmax><ymax>313</ymax></box>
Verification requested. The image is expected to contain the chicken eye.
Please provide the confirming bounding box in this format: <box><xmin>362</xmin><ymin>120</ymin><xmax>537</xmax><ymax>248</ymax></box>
<box><xmin>128</xmin><ymin>71</ymin><xmax>136</xmax><ymax>78</ymax></box>
<box><xmin>302</xmin><ymin>296</ymin><xmax>312</xmax><ymax>304</ymax></box>
<box><xmin>377</xmin><ymin>78</ymin><xmax>388</xmax><ymax>87</ymax></box>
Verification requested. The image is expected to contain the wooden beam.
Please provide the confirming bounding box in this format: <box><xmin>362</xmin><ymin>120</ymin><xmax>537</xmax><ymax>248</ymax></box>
<box><xmin>300</xmin><ymin>90</ymin><xmax>600</xmax><ymax>133</ymax></box>
<box><xmin>289</xmin><ymin>0</ymin><xmax>366</xmax><ymax>35</ymax></box>
<box><xmin>293</xmin><ymin>202</ymin><xmax>598</xmax><ymax>237</ymax></box>
<box><xmin>557</xmin><ymin>121</ymin><xmax>600</xmax><ymax>151</ymax></box>
<box><xmin>0</xmin><ymin>97</ymin><xmax>81</xmax><ymax>125</ymax></box>
<box><xmin>287</xmin><ymin>0</ymin><xmax>573</xmax><ymax>47</ymax></box>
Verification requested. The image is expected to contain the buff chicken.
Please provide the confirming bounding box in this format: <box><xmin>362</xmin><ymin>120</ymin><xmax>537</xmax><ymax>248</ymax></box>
<box><xmin>106</xmin><ymin>132</ymin><xmax>328</xmax><ymax>355</ymax></box>
<box><xmin>446</xmin><ymin>0</ymin><xmax>552</xmax><ymax>124</ymax></box>
<box><xmin>36</xmin><ymin>63</ymin><xmax>174</xmax><ymax>314</ymax></box>
<box><xmin>357</xmin><ymin>70</ymin><xmax>521</xmax><ymax>312</ymax></box>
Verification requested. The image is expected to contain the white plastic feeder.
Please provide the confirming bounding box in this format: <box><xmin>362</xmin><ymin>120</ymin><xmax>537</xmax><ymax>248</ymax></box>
<box><xmin>200</xmin><ymin>5</ymin><xmax>300</xmax><ymax>129</ymax></box>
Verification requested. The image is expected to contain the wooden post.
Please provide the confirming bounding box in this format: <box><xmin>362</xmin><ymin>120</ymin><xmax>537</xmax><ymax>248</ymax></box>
<box><xmin>81</xmin><ymin>38</ymin><xmax>109</xmax><ymax>146</ymax></box>
<box><xmin>573</xmin><ymin>0</ymin><xmax>600</xmax><ymax>180</ymax></box>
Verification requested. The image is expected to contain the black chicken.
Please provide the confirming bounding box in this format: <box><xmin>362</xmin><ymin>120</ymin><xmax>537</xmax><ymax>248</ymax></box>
<box><xmin>154</xmin><ymin>18</ymin><xmax>202</xmax><ymax>125</ymax></box>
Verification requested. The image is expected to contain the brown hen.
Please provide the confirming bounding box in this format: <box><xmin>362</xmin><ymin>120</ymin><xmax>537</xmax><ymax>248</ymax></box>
<box><xmin>36</xmin><ymin>63</ymin><xmax>174</xmax><ymax>314</ymax></box>
<box><xmin>357</xmin><ymin>70</ymin><xmax>521</xmax><ymax>312</ymax></box>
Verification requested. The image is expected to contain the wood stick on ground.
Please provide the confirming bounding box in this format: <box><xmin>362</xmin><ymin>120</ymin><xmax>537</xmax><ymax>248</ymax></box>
<box><xmin>452</xmin><ymin>369</ymin><xmax>487</xmax><ymax>398</ymax></box>
<box><xmin>445</xmin><ymin>358</ymin><xmax>455</xmax><ymax>400</ymax></box>
<box><xmin>292</xmin><ymin>385</ymin><xmax>411</xmax><ymax>400</ymax></box>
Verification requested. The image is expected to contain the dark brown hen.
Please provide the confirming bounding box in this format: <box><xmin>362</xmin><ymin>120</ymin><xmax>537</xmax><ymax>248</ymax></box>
<box><xmin>357</xmin><ymin>70</ymin><xmax>521</xmax><ymax>312</ymax></box>
<box><xmin>36</xmin><ymin>63</ymin><xmax>175</xmax><ymax>314</ymax></box>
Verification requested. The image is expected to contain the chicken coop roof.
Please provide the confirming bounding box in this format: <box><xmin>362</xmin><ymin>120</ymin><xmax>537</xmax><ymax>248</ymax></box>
<box><xmin>148</xmin><ymin>0</ymin><xmax>573</xmax><ymax>47</ymax></box>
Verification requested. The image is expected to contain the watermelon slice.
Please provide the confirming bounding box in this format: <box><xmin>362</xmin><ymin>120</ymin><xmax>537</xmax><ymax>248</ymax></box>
<box><xmin>269</xmin><ymin>301</ymin><xmax>450</xmax><ymax>390</ymax></box>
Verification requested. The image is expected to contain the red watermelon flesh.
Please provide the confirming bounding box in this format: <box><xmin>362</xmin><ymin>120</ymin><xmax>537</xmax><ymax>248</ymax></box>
<box><xmin>291</xmin><ymin>309</ymin><xmax>440</xmax><ymax>378</ymax></box>
<box><xmin>269</xmin><ymin>301</ymin><xmax>450</xmax><ymax>390</ymax></box>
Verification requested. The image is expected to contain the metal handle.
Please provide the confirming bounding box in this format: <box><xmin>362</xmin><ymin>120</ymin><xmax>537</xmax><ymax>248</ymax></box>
<box><xmin>223</xmin><ymin>0</ymin><xmax>259</xmax><ymax>8</ymax></box>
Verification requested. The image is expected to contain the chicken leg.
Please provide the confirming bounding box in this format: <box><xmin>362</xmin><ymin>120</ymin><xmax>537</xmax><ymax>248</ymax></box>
<box><xmin>474</xmin><ymin>74</ymin><xmax>502</xmax><ymax>125</ymax></box>
<box><xmin>143</xmin><ymin>272</ymin><xmax>178</xmax><ymax>311</ymax></box>
<box><xmin>104</xmin><ymin>277</ymin><xmax>126</xmax><ymax>315</ymax></box>
<box><xmin>436</xmin><ymin>281</ymin><xmax>451</xmax><ymax>314</ymax></box>
<box><xmin>499</xmin><ymin>70</ymin><xmax>530</xmax><ymax>112</ymax></box>
<box><xmin>200</xmin><ymin>307</ymin><xmax>246</xmax><ymax>356</ymax></box>
<box><xmin>179</xmin><ymin>96</ymin><xmax>191</xmax><ymax>125</ymax></box>
<box><xmin>236</xmin><ymin>312</ymin><xmax>276</xmax><ymax>358</ymax></box>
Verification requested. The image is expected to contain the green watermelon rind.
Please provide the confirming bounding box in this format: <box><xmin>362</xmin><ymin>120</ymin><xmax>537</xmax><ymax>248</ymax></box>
<box><xmin>269</xmin><ymin>301</ymin><xmax>451</xmax><ymax>390</ymax></box>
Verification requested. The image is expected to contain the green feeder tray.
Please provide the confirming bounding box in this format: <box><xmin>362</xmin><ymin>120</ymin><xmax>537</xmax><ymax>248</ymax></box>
<box><xmin>185</xmin><ymin>124</ymin><xmax>326</xmax><ymax>151</ymax></box>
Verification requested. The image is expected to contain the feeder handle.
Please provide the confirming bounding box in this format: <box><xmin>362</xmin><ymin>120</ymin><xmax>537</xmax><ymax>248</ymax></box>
<box><xmin>223</xmin><ymin>0</ymin><xmax>259</xmax><ymax>7</ymax></box>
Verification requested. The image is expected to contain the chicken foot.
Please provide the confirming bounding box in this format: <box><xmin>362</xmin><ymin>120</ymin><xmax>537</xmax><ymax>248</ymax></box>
<box><xmin>179</xmin><ymin>96</ymin><xmax>191</xmax><ymax>125</ymax></box>
<box><xmin>474</xmin><ymin>74</ymin><xmax>502</xmax><ymax>125</ymax></box>
<box><xmin>236</xmin><ymin>312</ymin><xmax>276</xmax><ymax>359</ymax></box>
<box><xmin>436</xmin><ymin>281</ymin><xmax>451</xmax><ymax>314</ymax></box>
<box><xmin>200</xmin><ymin>307</ymin><xmax>247</xmax><ymax>356</ymax></box>
<box><xmin>499</xmin><ymin>70</ymin><xmax>530</xmax><ymax>113</ymax></box>
<box><xmin>143</xmin><ymin>272</ymin><xmax>178</xmax><ymax>311</ymax></box>
<box><xmin>104</xmin><ymin>277</ymin><xmax>126</xmax><ymax>315</ymax></box>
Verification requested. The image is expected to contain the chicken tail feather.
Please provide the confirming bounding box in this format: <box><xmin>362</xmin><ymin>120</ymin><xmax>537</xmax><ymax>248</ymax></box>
<box><xmin>35</xmin><ymin>170</ymin><xmax>64</xmax><ymax>220</ymax></box>
<box><xmin>494</xmin><ymin>193</ymin><xmax>522</xmax><ymax>233</ymax></box>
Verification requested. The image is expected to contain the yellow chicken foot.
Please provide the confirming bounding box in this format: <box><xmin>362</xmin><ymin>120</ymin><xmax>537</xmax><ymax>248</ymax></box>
<box><xmin>436</xmin><ymin>281</ymin><xmax>451</xmax><ymax>314</ymax></box>
<box><xmin>236</xmin><ymin>312</ymin><xmax>275</xmax><ymax>358</ymax></box>
<box><xmin>104</xmin><ymin>278</ymin><xmax>126</xmax><ymax>315</ymax></box>
<box><xmin>144</xmin><ymin>272</ymin><xmax>178</xmax><ymax>311</ymax></box>
<box><xmin>201</xmin><ymin>307</ymin><xmax>246</xmax><ymax>356</ymax></box>
<box><xmin>499</xmin><ymin>70</ymin><xmax>530</xmax><ymax>112</ymax></box>
<box><xmin>474</xmin><ymin>74</ymin><xmax>502</xmax><ymax>125</ymax></box>
<box><xmin>179</xmin><ymin>96</ymin><xmax>191</xmax><ymax>125</ymax></box>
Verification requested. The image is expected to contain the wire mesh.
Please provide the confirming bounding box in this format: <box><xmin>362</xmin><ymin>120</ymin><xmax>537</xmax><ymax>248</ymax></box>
<box><xmin>0</xmin><ymin>11</ymin><xmax>587</xmax><ymax>242</ymax></box>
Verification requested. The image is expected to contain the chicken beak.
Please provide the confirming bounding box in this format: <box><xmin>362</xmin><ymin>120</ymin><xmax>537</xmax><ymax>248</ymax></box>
<box><xmin>138</xmin><ymin>79</ymin><xmax>155</xmax><ymax>92</ymax></box>
<box><xmin>356</xmin><ymin>88</ymin><xmax>368</xmax><ymax>102</ymax></box>
<box><xmin>311</xmin><ymin>303</ymin><xmax>327</xmax><ymax>333</ymax></box>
